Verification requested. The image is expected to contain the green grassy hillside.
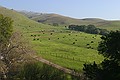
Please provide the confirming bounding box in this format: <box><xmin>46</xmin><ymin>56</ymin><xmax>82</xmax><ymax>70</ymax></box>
<box><xmin>0</xmin><ymin>7</ymin><xmax>55</xmax><ymax>32</ymax></box>
<box><xmin>29</xmin><ymin>31</ymin><xmax>103</xmax><ymax>71</ymax></box>
<box><xmin>20</xmin><ymin>11</ymin><xmax>120</xmax><ymax>31</ymax></box>
<box><xmin>0</xmin><ymin>6</ymin><xmax>103</xmax><ymax>71</ymax></box>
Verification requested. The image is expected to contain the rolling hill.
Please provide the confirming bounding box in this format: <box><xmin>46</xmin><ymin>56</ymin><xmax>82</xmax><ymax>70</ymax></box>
<box><xmin>19</xmin><ymin>11</ymin><xmax>104</xmax><ymax>25</ymax></box>
<box><xmin>0</xmin><ymin>6</ymin><xmax>54</xmax><ymax>33</ymax></box>
<box><xmin>0</xmin><ymin>6</ymin><xmax>104</xmax><ymax>71</ymax></box>
<box><xmin>20</xmin><ymin>11</ymin><xmax>120</xmax><ymax>30</ymax></box>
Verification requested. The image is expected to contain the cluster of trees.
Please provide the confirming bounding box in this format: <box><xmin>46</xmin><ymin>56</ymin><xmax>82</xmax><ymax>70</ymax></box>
<box><xmin>68</xmin><ymin>25</ymin><xmax>109</xmax><ymax>35</ymax></box>
<box><xmin>83</xmin><ymin>30</ymin><xmax>120</xmax><ymax>80</ymax></box>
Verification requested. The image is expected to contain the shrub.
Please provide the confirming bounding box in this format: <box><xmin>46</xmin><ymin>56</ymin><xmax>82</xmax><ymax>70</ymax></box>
<box><xmin>19</xmin><ymin>62</ymin><xmax>68</xmax><ymax>80</ymax></box>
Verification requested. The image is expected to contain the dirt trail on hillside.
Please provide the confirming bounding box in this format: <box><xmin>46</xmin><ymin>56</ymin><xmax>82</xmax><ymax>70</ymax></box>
<box><xmin>31</xmin><ymin>54</ymin><xmax>83</xmax><ymax>77</ymax></box>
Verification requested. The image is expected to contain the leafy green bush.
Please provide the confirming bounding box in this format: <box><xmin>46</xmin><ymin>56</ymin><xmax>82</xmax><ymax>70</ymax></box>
<box><xmin>0</xmin><ymin>14</ymin><xmax>13</xmax><ymax>43</ymax></box>
<box><xmin>19</xmin><ymin>62</ymin><xmax>68</xmax><ymax>80</ymax></box>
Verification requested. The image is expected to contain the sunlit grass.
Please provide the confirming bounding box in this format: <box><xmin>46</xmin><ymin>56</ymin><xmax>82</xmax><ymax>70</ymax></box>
<box><xmin>0</xmin><ymin>7</ymin><xmax>105</xmax><ymax>71</ymax></box>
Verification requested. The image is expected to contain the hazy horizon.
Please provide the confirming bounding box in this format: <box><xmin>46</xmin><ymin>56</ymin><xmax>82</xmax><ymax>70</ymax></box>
<box><xmin>0</xmin><ymin>0</ymin><xmax>120</xmax><ymax>20</ymax></box>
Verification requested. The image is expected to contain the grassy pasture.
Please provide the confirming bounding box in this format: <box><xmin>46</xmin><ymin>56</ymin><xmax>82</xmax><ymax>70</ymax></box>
<box><xmin>0</xmin><ymin>7</ymin><xmax>104</xmax><ymax>72</ymax></box>
<box><xmin>27</xmin><ymin>29</ymin><xmax>103</xmax><ymax>71</ymax></box>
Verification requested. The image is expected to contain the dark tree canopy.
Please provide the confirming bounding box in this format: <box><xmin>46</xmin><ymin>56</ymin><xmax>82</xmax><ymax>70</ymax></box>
<box><xmin>98</xmin><ymin>30</ymin><xmax>120</xmax><ymax>61</ymax></box>
<box><xmin>83</xmin><ymin>60</ymin><xmax>120</xmax><ymax>80</ymax></box>
<box><xmin>83</xmin><ymin>30</ymin><xmax>120</xmax><ymax>80</ymax></box>
<box><xmin>68</xmin><ymin>25</ymin><xmax>108</xmax><ymax>35</ymax></box>
<box><xmin>83</xmin><ymin>61</ymin><xmax>101</xmax><ymax>80</ymax></box>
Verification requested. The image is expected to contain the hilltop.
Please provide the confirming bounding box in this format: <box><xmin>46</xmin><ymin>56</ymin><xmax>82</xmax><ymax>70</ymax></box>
<box><xmin>19</xmin><ymin>11</ymin><xmax>104</xmax><ymax>25</ymax></box>
<box><xmin>20</xmin><ymin>11</ymin><xmax>120</xmax><ymax>30</ymax></box>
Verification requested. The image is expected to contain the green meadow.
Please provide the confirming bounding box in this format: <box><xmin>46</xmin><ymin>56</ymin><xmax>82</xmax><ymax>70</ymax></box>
<box><xmin>26</xmin><ymin>28</ymin><xmax>104</xmax><ymax>71</ymax></box>
<box><xmin>0</xmin><ymin>7</ymin><xmax>113</xmax><ymax>72</ymax></box>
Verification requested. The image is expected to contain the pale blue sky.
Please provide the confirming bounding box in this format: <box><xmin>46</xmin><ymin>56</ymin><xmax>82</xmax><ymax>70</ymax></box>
<box><xmin>0</xmin><ymin>0</ymin><xmax>120</xmax><ymax>20</ymax></box>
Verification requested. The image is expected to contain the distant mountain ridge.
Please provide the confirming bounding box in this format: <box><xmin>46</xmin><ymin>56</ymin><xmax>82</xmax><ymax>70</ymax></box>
<box><xmin>19</xmin><ymin>11</ymin><xmax>106</xmax><ymax>24</ymax></box>
<box><xmin>19</xmin><ymin>11</ymin><xmax>120</xmax><ymax>30</ymax></box>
